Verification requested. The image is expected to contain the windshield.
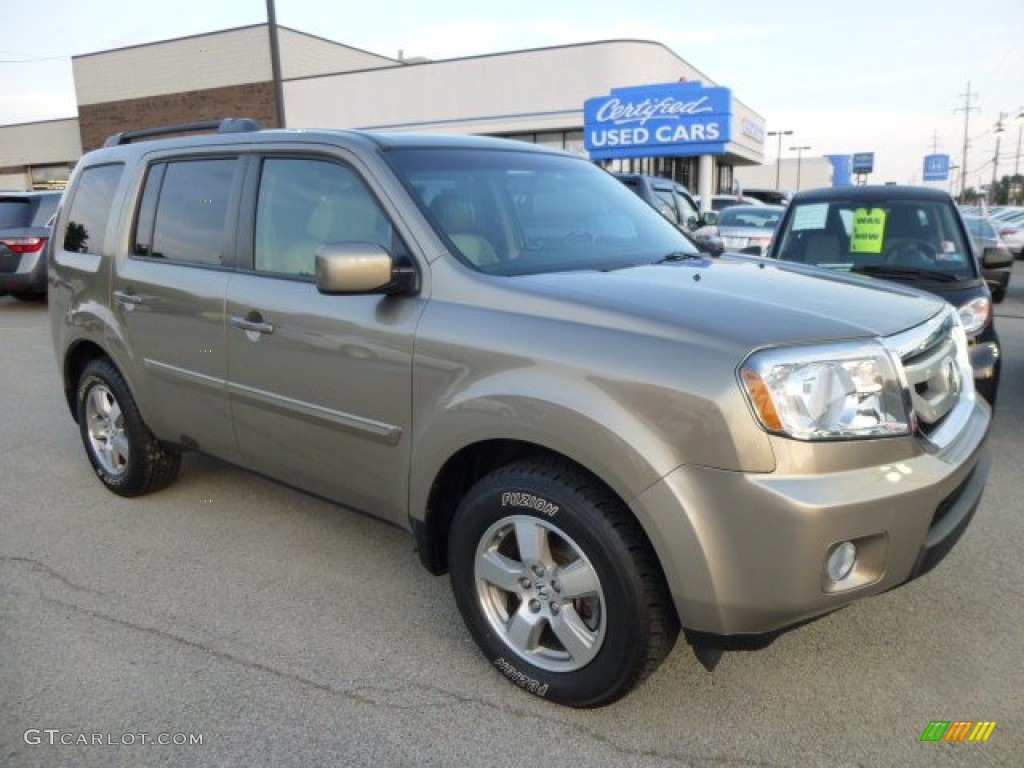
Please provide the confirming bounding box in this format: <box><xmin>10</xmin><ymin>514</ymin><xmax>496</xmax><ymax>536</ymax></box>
<box><xmin>718</xmin><ymin>207</ymin><xmax>781</xmax><ymax>228</ymax></box>
<box><xmin>0</xmin><ymin>199</ymin><xmax>32</xmax><ymax>228</ymax></box>
<box><xmin>386</xmin><ymin>148</ymin><xmax>698</xmax><ymax>275</ymax></box>
<box><xmin>774</xmin><ymin>197</ymin><xmax>977</xmax><ymax>279</ymax></box>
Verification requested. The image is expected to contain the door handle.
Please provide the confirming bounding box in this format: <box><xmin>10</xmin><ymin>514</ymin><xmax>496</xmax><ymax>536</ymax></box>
<box><xmin>230</xmin><ymin>314</ymin><xmax>275</xmax><ymax>335</ymax></box>
<box><xmin>113</xmin><ymin>290</ymin><xmax>143</xmax><ymax>306</ymax></box>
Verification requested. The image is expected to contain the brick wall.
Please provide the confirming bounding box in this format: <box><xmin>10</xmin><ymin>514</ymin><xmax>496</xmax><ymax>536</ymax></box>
<box><xmin>78</xmin><ymin>81</ymin><xmax>279</xmax><ymax>151</ymax></box>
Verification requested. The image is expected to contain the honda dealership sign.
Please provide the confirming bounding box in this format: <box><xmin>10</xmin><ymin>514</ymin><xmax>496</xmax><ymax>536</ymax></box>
<box><xmin>584</xmin><ymin>81</ymin><xmax>732</xmax><ymax>160</ymax></box>
<box><xmin>852</xmin><ymin>153</ymin><xmax>875</xmax><ymax>174</ymax></box>
<box><xmin>923</xmin><ymin>154</ymin><xmax>950</xmax><ymax>182</ymax></box>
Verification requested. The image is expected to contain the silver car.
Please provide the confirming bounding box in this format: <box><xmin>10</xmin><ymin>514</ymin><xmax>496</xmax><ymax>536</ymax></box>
<box><xmin>711</xmin><ymin>204</ymin><xmax>784</xmax><ymax>255</ymax></box>
<box><xmin>0</xmin><ymin>190</ymin><xmax>61</xmax><ymax>299</ymax></box>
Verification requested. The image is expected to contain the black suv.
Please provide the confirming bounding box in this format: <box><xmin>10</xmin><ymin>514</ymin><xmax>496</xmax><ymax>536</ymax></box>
<box><xmin>612</xmin><ymin>173</ymin><xmax>720</xmax><ymax>252</ymax></box>
<box><xmin>612</xmin><ymin>173</ymin><xmax>700</xmax><ymax>226</ymax></box>
<box><xmin>0</xmin><ymin>191</ymin><xmax>62</xmax><ymax>299</ymax></box>
<box><xmin>767</xmin><ymin>185</ymin><xmax>1007</xmax><ymax>404</ymax></box>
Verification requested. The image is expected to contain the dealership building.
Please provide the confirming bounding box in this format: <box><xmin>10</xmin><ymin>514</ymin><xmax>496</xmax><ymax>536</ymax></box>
<box><xmin>0</xmin><ymin>24</ymin><xmax>779</xmax><ymax>202</ymax></box>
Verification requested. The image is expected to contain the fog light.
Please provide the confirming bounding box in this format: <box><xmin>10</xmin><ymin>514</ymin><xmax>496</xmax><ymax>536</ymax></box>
<box><xmin>826</xmin><ymin>541</ymin><xmax>857</xmax><ymax>582</ymax></box>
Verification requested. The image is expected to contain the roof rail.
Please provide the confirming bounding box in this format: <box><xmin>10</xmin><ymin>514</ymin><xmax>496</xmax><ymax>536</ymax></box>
<box><xmin>102</xmin><ymin>118</ymin><xmax>263</xmax><ymax>147</ymax></box>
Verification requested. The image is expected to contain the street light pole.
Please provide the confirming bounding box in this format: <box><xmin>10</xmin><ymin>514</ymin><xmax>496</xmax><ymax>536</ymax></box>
<box><xmin>790</xmin><ymin>145</ymin><xmax>811</xmax><ymax>191</ymax></box>
<box><xmin>767</xmin><ymin>130</ymin><xmax>793</xmax><ymax>190</ymax></box>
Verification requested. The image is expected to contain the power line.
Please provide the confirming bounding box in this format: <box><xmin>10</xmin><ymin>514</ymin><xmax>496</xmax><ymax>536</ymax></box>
<box><xmin>0</xmin><ymin>55</ymin><xmax>67</xmax><ymax>63</ymax></box>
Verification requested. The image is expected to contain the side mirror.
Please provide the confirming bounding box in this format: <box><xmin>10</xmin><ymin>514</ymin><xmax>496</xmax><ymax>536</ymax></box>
<box><xmin>981</xmin><ymin>245</ymin><xmax>1013</xmax><ymax>269</ymax></box>
<box><xmin>315</xmin><ymin>243</ymin><xmax>418</xmax><ymax>295</ymax></box>
<box><xmin>701</xmin><ymin>210</ymin><xmax>718</xmax><ymax>227</ymax></box>
<box><xmin>684</xmin><ymin>214</ymin><xmax>699</xmax><ymax>230</ymax></box>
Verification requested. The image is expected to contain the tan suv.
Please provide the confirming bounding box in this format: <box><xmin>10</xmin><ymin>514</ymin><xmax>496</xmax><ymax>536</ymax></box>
<box><xmin>49</xmin><ymin>120</ymin><xmax>991</xmax><ymax>707</ymax></box>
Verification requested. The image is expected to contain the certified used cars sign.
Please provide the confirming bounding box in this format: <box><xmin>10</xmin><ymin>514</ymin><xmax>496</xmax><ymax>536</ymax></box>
<box><xmin>584</xmin><ymin>81</ymin><xmax>733</xmax><ymax>160</ymax></box>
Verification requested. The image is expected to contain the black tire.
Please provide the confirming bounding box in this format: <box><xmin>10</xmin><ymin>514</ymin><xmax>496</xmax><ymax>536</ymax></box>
<box><xmin>76</xmin><ymin>358</ymin><xmax>181</xmax><ymax>496</ymax></box>
<box><xmin>448</xmin><ymin>457</ymin><xmax>678</xmax><ymax>708</ymax></box>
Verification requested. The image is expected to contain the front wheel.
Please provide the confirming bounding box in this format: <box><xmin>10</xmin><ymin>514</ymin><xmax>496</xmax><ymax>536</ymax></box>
<box><xmin>448</xmin><ymin>458</ymin><xmax>677</xmax><ymax>707</ymax></box>
<box><xmin>76</xmin><ymin>359</ymin><xmax>181</xmax><ymax>496</ymax></box>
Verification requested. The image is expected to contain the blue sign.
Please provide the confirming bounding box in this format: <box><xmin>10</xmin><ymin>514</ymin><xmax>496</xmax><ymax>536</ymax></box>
<box><xmin>923</xmin><ymin>153</ymin><xmax>950</xmax><ymax>181</ymax></box>
<box><xmin>825</xmin><ymin>155</ymin><xmax>853</xmax><ymax>186</ymax></box>
<box><xmin>584</xmin><ymin>81</ymin><xmax>733</xmax><ymax>160</ymax></box>
<box><xmin>852</xmin><ymin>152</ymin><xmax>874</xmax><ymax>174</ymax></box>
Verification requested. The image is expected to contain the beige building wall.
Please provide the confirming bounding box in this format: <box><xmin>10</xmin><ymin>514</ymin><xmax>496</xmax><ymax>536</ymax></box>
<box><xmin>284</xmin><ymin>40</ymin><xmax>765</xmax><ymax>166</ymax></box>
<box><xmin>278</xmin><ymin>28</ymin><xmax>396</xmax><ymax>79</ymax></box>
<box><xmin>70</xmin><ymin>25</ymin><xmax>402</xmax><ymax>151</ymax></box>
<box><xmin>736</xmin><ymin>157</ymin><xmax>834</xmax><ymax>192</ymax></box>
<box><xmin>73</xmin><ymin>26</ymin><xmax>272</xmax><ymax>106</ymax></box>
<box><xmin>0</xmin><ymin>118</ymin><xmax>82</xmax><ymax>190</ymax></box>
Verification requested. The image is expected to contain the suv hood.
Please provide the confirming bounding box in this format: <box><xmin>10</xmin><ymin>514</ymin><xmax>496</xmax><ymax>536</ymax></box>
<box><xmin>514</xmin><ymin>257</ymin><xmax>945</xmax><ymax>351</ymax></box>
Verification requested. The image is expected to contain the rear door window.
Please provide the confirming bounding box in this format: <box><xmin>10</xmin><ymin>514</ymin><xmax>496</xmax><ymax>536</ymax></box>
<box><xmin>133</xmin><ymin>158</ymin><xmax>237</xmax><ymax>266</ymax></box>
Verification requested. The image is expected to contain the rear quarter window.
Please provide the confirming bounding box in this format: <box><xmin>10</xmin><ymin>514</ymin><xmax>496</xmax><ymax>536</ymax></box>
<box><xmin>62</xmin><ymin>164</ymin><xmax>125</xmax><ymax>255</ymax></box>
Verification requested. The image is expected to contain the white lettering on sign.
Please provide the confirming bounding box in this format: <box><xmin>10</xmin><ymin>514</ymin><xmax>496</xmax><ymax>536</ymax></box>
<box><xmin>595</xmin><ymin>96</ymin><xmax>714</xmax><ymax>126</ymax></box>
<box><xmin>589</xmin><ymin>122</ymin><xmax>721</xmax><ymax>148</ymax></box>
<box><xmin>742</xmin><ymin>118</ymin><xmax>765</xmax><ymax>143</ymax></box>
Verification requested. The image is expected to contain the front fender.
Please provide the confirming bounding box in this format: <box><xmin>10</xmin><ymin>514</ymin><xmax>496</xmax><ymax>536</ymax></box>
<box><xmin>408</xmin><ymin>367</ymin><xmax>683</xmax><ymax>525</ymax></box>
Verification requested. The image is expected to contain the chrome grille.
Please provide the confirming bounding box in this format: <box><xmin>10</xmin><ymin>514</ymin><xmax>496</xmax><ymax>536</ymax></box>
<box><xmin>902</xmin><ymin>332</ymin><xmax>960</xmax><ymax>425</ymax></box>
<box><xmin>884</xmin><ymin>308</ymin><xmax>972</xmax><ymax>446</ymax></box>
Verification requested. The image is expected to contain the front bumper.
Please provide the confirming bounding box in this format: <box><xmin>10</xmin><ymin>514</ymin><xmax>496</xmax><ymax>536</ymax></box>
<box><xmin>630</xmin><ymin>399</ymin><xmax>990</xmax><ymax>636</ymax></box>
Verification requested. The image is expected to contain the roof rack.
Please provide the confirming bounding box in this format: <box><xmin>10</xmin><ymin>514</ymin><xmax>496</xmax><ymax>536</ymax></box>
<box><xmin>102</xmin><ymin>118</ymin><xmax>262</xmax><ymax>148</ymax></box>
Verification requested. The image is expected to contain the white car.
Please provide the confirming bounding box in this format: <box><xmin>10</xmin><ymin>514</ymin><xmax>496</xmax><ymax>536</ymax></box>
<box><xmin>991</xmin><ymin>215</ymin><xmax>1024</xmax><ymax>257</ymax></box>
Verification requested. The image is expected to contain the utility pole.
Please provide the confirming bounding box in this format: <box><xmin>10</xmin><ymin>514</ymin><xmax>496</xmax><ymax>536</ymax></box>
<box><xmin>266</xmin><ymin>0</ymin><xmax>286</xmax><ymax>128</ymax></box>
<box><xmin>954</xmin><ymin>81</ymin><xmax>979</xmax><ymax>202</ymax></box>
<box><xmin>1015</xmin><ymin>109</ymin><xmax>1024</xmax><ymax>204</ymax></box>
<box><xmin>767</xmin><ymin>130</ymin><xmax>793</xmax><ymax>190</ymax></box>
<box><xmin>991</xmin><ymin>112</ymin><xmax>1006</xmax><ymax>204</ymax></box>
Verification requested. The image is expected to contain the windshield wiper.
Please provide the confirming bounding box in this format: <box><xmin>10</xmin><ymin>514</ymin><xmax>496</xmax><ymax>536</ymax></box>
<box><xmin>600</xmin><ymin>251</ymin><xmax>704</xmax><ymax>272</ymax></box>
<box><xmin>653</xmin><ymin>251</ymin><xmax>704</xmax><ymax>264</ymax></box>
<box><xmin>850</xmin><ymin>264</ymin><xmax>962</xmax><ymax>283</ymax></box>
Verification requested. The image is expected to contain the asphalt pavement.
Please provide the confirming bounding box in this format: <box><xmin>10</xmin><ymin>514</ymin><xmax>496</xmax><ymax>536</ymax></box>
<box><xmin>2</xmin><ymin>269</ymin><xmax>1023</xmax><ymax>767</ymax></box>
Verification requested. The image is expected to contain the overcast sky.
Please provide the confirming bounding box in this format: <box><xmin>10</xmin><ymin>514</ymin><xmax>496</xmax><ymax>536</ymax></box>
<box><xmin>3</xmin><ymin>0</ymin><xmax>1022</xmax><ymax>186</ymax></box>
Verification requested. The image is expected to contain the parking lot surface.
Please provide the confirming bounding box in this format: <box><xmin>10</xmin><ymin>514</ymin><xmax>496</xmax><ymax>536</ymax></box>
<box><xmin>3</xmin><ymin>269</ymin><xmax>1023</xmax><ymax>767</ymax></box>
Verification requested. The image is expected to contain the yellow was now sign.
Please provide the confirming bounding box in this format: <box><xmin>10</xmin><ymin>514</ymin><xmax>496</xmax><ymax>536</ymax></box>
<box><xmin>851</xmin><ymin>208</ymin><xmax>887</xmax><ymax>254</ymax></box>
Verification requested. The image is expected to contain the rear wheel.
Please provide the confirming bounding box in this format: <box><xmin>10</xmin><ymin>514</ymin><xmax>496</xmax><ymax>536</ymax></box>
<box><xmin>76</xmin><ymin>359</ymin><xmax>181</xmax><ymax>496</ymax></box>
<box><xmin>448</xmin><ymin>457</ymin><xmax>677</xmax><ymax>707</ymax></box>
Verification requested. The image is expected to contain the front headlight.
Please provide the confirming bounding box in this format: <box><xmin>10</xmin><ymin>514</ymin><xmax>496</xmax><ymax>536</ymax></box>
<box><xmin>740</xmin><ymin>342</ymin><xmax>910</xmax><ymax>440</ymax></box>
<box><xmin>957</xmin><ymin>296</ymin><xmax>990</xmax><ymax>335</ymax></box>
